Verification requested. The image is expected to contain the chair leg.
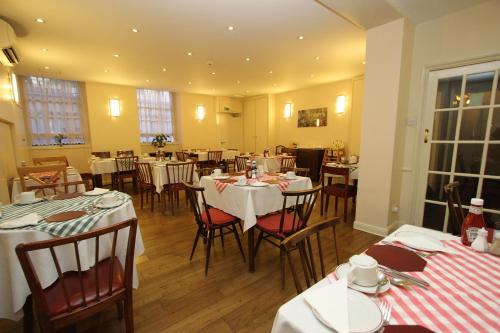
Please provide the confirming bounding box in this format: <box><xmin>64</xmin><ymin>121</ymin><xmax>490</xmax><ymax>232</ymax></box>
<box><xmin>334</xmin><ymin>195</ymin><xmax>338</xmax><ymax>213</ymax></box>
<box><xmin>320</xmin><ymin>192</ymin><xmax>324</xmax><ymax>215</ymax></box>
<box><xmin>280</xmin><ymin>247</ymin><xmax>286</xmax><ymax>289</ymax></box>
<box><xmin>116</xmin><ymin>301</ymin><xmax>124</xmax><ymax>320</ymax></box>
<box><xmin>220</xmin><ymin>228</ymin><xmax>225</xmax><ymax>248</ymax></box>
<box><xmin>150</xmin><ymin>190</ymin><xmax>155</xmax><ymax>212</ymax></box>
<box><xmin>232</xmin><ymin>224</ymin><xmax>246</xmax><ymax>262</ymax></box>
<box><xmin>205</xmin><ymin>229</ymin><xmax>213</xmax><ymax>275</ymax></box>
<box><xmin>254</xmin><ymin>231</ymin><xmax>264</xmax><ymax>256</ymax></box>
<box><xmin>140</xmin><ymin>189</ymin><xmax>144</xmax><ymax>209</ymax></box>
<box><xmin>325</xmin><ymin>194</ymin><xmax>330</xmax><ymax>214</ymax></box>
<box><xmin>343</xmin><ymin>195</ymin><xmax>348</xmax><ymax>223</ymax></box>
<box><xmin>124</xmin><ymin>291</ymin><xmax>134</xmax><ymax>333</ymax></box>
<box><xmin>190</xmin><ymin>229</ymin><xmax>201</xmax><ymax>260</ymax></box>
<box><xmin>23</xmin><ymin>295</ymin><xmax>33</xmax><ymax>333</ymax></box>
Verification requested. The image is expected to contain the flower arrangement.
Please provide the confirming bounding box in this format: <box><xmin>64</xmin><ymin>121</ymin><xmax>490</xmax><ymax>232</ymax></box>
<box><xmin>151</xmin><ymin>134</ymin><xmax>173</xmax><ymax>148</ymax></box>
<box><xmin>54</xmin><ymin>134</ymin><xmax>67</xmax><ymax>147</ymax></box>
<box><xmin>332</xmin><ymin>140</ymin><xmax>344</xmax><ymax>150</ymax></box>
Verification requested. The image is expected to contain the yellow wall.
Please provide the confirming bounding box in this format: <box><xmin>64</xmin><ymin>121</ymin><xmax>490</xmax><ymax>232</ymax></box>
<box><xmin>273</xmin><ymin>79</ymin><xmax>359</xmax><ymax>154</ymax></box>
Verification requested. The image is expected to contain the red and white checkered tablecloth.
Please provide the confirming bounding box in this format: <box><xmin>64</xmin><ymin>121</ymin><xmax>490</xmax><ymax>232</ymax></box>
<box><xmin>380</xmin><ymin>240</ymin><xmax>500</xmax><ymax>332</ymax></box>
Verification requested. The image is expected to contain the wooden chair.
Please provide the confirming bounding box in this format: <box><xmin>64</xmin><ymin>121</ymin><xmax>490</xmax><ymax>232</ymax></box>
<box><xmin>275</xmin><ymin>145</ymin><xmax>286</xmax><ymax>155</ymax></box>
<box><xmin>92</xmin><ymin>151</ymin><xmax>111</xmax><ymax>158</ymax></box>
<box><xmin>184</xmin><ymin>182</ymin><xmax>245</xmax><ymax>275</ymax></box>
<box><xmin>291</xmin><ymin>167</ymin><xmax>310</xmax><ymax>177</ymax></box>
<box><xmin>195</xmin><ymin>167</ymin><xmax>217</xmax><ymax>179</ymax></box>
<box><xmin>281</xmin><ymin>218</ymin><xmax>340</xmax><ymax>294</ymax></box>
<box><xmin>320</xmin><ymin>165</ymin><xmax>356</xmax><ymax>222</ymax></box>
<box><xmin>116</xmin><ymin>150</ymin><xmax>134</xmax><ymax>157</ymax></box>
<box><xmin>235</xmin><ymin>156</ymin><xmax>248</xmax><ymax>172</ymax></box>
<box><xmin>444</xmin><ymin>181</ymin><xmax>465</xmax><ymax>235</ymax></box>
<box><xmin>17</xmin><ymin>165</ymin><xmax>85</xmax><ymax>197</ymax></box>
<box><xmin>32</xmin><ymin>156</ymin><xmax>69</xmax><ymax>167</ymax></box>
<box><xmin>114</xmin><ymin>156</ymin><xmax>138</xmax><ymax>193</ymax></box>
<box><xmin>135</xmin><ymin>162</ymin><xmax>160</xmax><ymax>211</ymax></box>
<box><xmin>15</xmin><ymin>218</ymin><xmax>138</xmax><ymax>333</ymax></box>
<box><xmin>175</xmin><ymin>151</ymin><xmax>190</xmax><ymax>162</ymax></box>
<box><xmin>207</xmin><ymin>151</ymin><xmax>223</xmax><ymax>167</ymax></box>
<box><xmin>280</xmin><ymin>156</ymin><xmax>297</xmax><ymax>173</ymax></box>
<box><xmin>321</xmin><ymin>149</ymin><xmax>336</xmax><ymax>164</ymax></box>
<box><xmin>254</xmin><ymin>186</ymin><xmax>321</xmax><ymax>288</ymax></box>
<box><xmin>281</xmin><ymin>147</ymin><xmax>298</xmax><ymax>156</ymax></box>
<box><xmin>163</xmin><ymin>162</ymin><xmax>195</xmax><ymax>215</ymax></box>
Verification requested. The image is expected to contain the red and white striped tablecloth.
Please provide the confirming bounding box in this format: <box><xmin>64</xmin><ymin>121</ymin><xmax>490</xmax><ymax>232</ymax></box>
<box><xmin>380</xmin><ymin>240</ymin><xmax>500</xmax><ymax>332</ymax></box>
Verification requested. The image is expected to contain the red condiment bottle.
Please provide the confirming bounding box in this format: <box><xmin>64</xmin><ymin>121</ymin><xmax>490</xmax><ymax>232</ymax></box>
<box><xmin>461</xmin><ymin>198</ymin><xmax>486</xmax><ymax>246</ymax></box>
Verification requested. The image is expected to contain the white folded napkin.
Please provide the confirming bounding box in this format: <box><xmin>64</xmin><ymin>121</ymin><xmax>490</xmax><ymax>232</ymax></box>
<box><xmin>85</xmin><ymin>187</ymin><xmax>109</xmax><ymax>195</ymax></box>
<box><xmin>0</xmin><ymin>213</ymin><xmax>42</xmax><ymax>229</ymax></box>
<box><xmin>386</xmin><ymin>233</ymin><xmax>457</xmax><ymax>254</ymax></box>
<box><xmin>304</xmin><ymin>278</ymin><xmax>349</xmax><ymax>333</ymax></box>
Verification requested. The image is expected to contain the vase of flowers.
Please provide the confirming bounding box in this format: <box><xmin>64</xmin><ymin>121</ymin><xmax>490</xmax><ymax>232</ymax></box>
<box><xmin>151</xmin><ymin>134</ymin><xmax>173</xmax><ymax>149</ymax></box>
<box><xmin>54</xmin><ymin>134</ymin><xmax>67</xmax><ymax>147</ymax></box>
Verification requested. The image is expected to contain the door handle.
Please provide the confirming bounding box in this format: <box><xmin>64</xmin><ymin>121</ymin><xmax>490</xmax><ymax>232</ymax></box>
<box><xmin>424</xmin><ymin>129</ymin><xmax>429</xmax><ymax>143</ymax></box>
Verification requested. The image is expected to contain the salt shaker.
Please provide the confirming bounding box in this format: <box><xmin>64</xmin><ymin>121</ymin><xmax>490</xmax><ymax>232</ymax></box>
<box><xmin>489</xmin><ymin>233</ymin><xmax>500</xmax><ymax>256</ymax></box>
<box><xmin>471</xmin><ymin>227</ymin><xmax>489</xmax><ymax>252</ymax></box>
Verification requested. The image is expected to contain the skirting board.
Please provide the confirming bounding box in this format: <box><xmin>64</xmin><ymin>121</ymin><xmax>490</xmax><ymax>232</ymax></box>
<box><xmin>353</xmin><ymin>220</ymin><xmax>401</xmax><ymax>237</ymax></box>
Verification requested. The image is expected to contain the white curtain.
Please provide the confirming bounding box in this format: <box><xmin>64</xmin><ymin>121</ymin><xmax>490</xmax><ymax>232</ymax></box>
<box><xmin>136</xmin><ymin>88</ymin><xmax>174</xmax><ymax>143</ymax></box>
<box><xmin>23</xmin><ymin>76</ymin><xmax>85</xmax><ymax>146</ymax></box>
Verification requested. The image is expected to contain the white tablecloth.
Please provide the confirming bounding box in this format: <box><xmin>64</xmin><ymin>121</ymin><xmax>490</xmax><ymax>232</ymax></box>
<box><xmin>187</xmin><ymin>150</ymin><xmax>240</xmax><ymax>162</ymax></box>
<box><xmin>199</xmin><ymin>176</ymin><xmax>312</xmax><ymax>230</ymax></box>
<box><xmin>152</xmin><ymin>163</ymin><xmax>200</xmax><ymax>194</ymax></box>
<box><xmin>271</xmin><ymin>224</ymin><xmax>458</xmax><ymax>333</ymax></box>
<box><xmin>0</xmin><ymin>200</ymin><xmax>145</xmax><ymax>321</ymax></box>
<box><xmin>90</xmin><ymin>157</ymin><xmax>156</xmax><ymax>175</ymax></box>
<box><xmin>324</xmin><ymin>162</ymin><xmax>359</xmax><ymax>182</ymax></box>
<box><xmin>11</xmin><ymin>168</ymin><xmax>86</xmax><ymax>202</ymax></box>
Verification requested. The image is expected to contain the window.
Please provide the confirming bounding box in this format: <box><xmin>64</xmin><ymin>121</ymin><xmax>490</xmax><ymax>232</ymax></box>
<box><xmin>23</xmin><ymin>76</ymin><xmax>85</xmax><ymax>146</ymax></box>
<box><xmin>136</xmin><ymin>88</ymin><xmax>174</xmax><ymax>143</ymax></box>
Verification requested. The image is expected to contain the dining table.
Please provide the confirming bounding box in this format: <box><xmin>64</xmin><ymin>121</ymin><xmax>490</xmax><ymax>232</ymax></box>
<box><xmin>186</xmin><ymin>150</ymin><xmax>240</xmax><ymax>162</ymax></box>
<box><xmin>272</xmin><ymin>224</ymin><xmax>500</xmax><ymax>333</ymax></box>
<box><xmin>324</xmin><ymin>162</ymin><xmax>359</xmax><ymax>180</ymax></box>
<box><xmin>199</xmin><ymin>173</ymin><xmax>312</xmax><ymax>272</ymax></box>
<box><xmin>10</xmin><ymin>166</ymin><xmax>86</xmax><ymax>202</ymax></box>
<box><xmin>151</xmin><ymin>161</ymin><xmax>199</xmax><ymax>193</ymax></box>
<box><xmin>0</xmin><ymin>190</ymin><xmax>145</xmax><ymax>321</ymax></box>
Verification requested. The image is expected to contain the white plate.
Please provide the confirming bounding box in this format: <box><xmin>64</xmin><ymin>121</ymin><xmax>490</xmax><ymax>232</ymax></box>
<box><xmin>13</xmin><ymin>198</ymin><xmax>44</xmax><ymax>206</ymax></box>
<box><xmin>96</xmin><ymin>199</ymin><xmax>124</xmax><ymax>209</ymax></box>
<box><xmin>391</xmin><ymin>230</ymin><xmax>452</xmax><ymax>253</ymax></box>
<box><xmin>233</xmin><ymin>182</ymin><xmax>248</xmax><ymax>186</ymax></box>
<box><xmin>312</xmin><ymin>289</ymin><xmax>383</xmax><ymax>333</ymax></box>
<box><xmin>212</xmin><ymin>175</ymin><xmax>230</xmax><ymax>180</ymax></box>
<box><xmin>83</xmin><ymin>188</ymin><xmax>110</xmax><ymax>196</ymax></box>
<box><xmin>250</xmin><ymin>181</ymin><xmax>268</xmax><ymax>187</ymax></box>
<box><xmin>285</xmin><ymin>176</ymin><xmax>297</xmax><ymax>180</ymax></box>
<box><xmin>334</xmin><ymin>264</ymin><xmax>390</xmax><ymax>295</ymax></box>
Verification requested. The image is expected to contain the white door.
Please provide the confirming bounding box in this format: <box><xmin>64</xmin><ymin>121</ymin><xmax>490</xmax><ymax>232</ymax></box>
<box><xmin>243</xmin><ymin>99</ymin><xmax>256</xmax><ymax>153</ymax></box>
<box><xmin>415</xmin><ymin>60</ymin><xmax>500</xmax><ymax>232</ymax></box>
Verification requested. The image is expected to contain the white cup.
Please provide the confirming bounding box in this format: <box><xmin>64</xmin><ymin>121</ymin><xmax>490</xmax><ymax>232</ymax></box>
<box><xmin>349</xmin><ymin>155</ymin><xmax>358</xmax><ymax>164</ymax></box>
<box><xmin>282</xmin><ymin>152</ymin><xmax>288</xmax><ymax>156</ymax></box>
<box><xmin>286</xmin><ymin>171</ymin><xmax>296</xmax><ymax>179</ymax></box>
<box><xmin>16</xmin><ymin>191</ymin><xmax>36</xmax><ymax>204</ymax></box>
<box><xmin>347</xmin><ymin>254</ymin><xmax>378</xmax><ymax>287</ymax></box>
<box><xmin>211</xmin><ymin>168</ymin><xmax>222</xmax><ymax>177</ymax></box>
<box><xmin>101</xmin><ymin>194</ymin><xmax>117</xmax><ymax>206</ymax></box>
<box><xmin>237</xmin><ymin>176</ymin><xmax>247</xmax><ymax>185</ymax></box>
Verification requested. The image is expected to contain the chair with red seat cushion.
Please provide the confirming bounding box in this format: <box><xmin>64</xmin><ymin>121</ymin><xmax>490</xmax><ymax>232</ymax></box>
<box><xmin>184</xmin><ymin>182</ymin><xmax>246</xmax><ymax>275</ymax></box>
<box><xmin>254</xmin><ymin>186</ymin><xmax>321</xmax><ymax>288</ymax></box>
<box><xmin>320</xmin><ymin>165</ymin><xmax>357</xmax><ymax>222</ymax></box>
<box><xmin>15</xmin><ymin>218</ymin><xmax>138</xmax><ymax>333</ymax></box>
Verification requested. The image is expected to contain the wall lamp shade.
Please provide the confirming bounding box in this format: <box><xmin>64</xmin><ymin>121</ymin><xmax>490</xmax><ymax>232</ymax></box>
<box><xmin>196</xmin><ymin>105</ymin><xmax>205</xmax><ymax>120</ymax></box>
<box><xmin>284</xmin><ymin>103</ymin><xmax>292</xmax><ymax>118</ymax></box>
<box><xmin>336</xmin><ymin>95</ymin><xmax>346</xmax><ymax>114</ymax></box>
<box><xmin>11</xmin><ymin>73</ymin><xmax>19</xmax><ymax>104</ymax></box>
<box><xmin>109</xmin><ymin>98</ymin><xmax>121</xmax><ymax>117</ymax></box>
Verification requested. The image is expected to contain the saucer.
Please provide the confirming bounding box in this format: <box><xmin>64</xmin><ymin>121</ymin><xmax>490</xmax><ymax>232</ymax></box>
<box><xmin>96</xmin><ymin>199</ymin><xmax>124</xmax><ymax>209</ymax></box>
<box><xmin>250</xmin><ymin>181</ymin><xmax>268</xmax><ymax>187</ymax></box>
<box><xmin>14</xmin><ymin>198</ymin><xmax>44</xmax><ymax>206</ymax></box>
<box><xmin>234</xmin><ymin>182</ymin><xmax>247</xmax><ymax>186</ymax></box>
<box><xmin>334</xmin><ymin>263</ymin><xmax>390</xmax><ymax>294</ymax></box>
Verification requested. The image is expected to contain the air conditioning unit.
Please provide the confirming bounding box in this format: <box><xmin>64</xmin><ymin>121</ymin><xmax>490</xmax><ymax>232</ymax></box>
<box><xmin>218</xmin><ymin>106</ymin><xmax>241</xmax><ymax>116</ymax></box>
<box><xmin>0</xmin><ymin>19</ymin><xmax>19</xmax><ymax>66</ymax></box>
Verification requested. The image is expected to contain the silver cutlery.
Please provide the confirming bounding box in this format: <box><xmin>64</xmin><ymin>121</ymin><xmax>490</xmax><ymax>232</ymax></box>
<box><xmin>378</xmin><ymin>266</ymin><xmax>430</xmax><ymax>289</ymax></box>
<box><xmin>380</xmin><ymin>240</ymin><xmax>436</xmax><ymax>258</ymax></box>
<box><xmin>378</xmin><ymin>300</ymin><xmax>392</xmax><ymax>331</ymax></box>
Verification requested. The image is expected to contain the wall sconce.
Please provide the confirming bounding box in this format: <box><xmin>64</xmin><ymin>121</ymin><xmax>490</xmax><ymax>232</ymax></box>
<box><xmin>10</xmin><ymin>73</ymin><xmax>19</xmax><ymax>104</ymax></box>
<box><xmin>109</xmin><ymin>98</ymin><xmax>121</xmax><ymax>117</ymax></box>
<box><xmin>284</xmin><ymin>103</ymin><xmax>292</xmax><ymax>118</ymax></box>
<box><xmin>196</xmin><ymin>105</ymin><xmax>205</xmax><ymax>120</ymax></box>
<box><xmin>336</xmin><ymin>95</ymin><xmax>346</xmax><ymax>114</ymax></box>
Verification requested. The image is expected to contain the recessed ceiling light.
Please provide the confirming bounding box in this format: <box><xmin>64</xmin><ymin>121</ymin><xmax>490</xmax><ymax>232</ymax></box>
<box><xmin>273</xmin><ymin>83</ymin><xmax>277</xmax><ymax>87</ymax></box>
<box><xmin>314</xmin><ymin>56</ymin><xmax>320</xmax><ymax>60</ymax></box>
<box><xmin>36</xmin><ymin>18</ymin><xmax>45</xmax><ymax>23</ymax></box>
<box><xmin>146</xmin><ymin>79</ymin><xmax>150</xmax><ymax>83</ymax></box>
<box><xmin>104</xmin><ymin>69</ymin><xmax>109</xmax><ymax>73</ymax></box>
<box><xmin>44</xmin><ymin>66</ymin><xmax>49</xmax><ymax>70</ymax></box>
<box><xmin>236</xmin><ymin>80</ymin><xmax>241</xmax><ymax>84</ymax></box>
<box><xmin>228</xmin><ymin>26</ymin><xmax>234</xmax><ymax>31</ymax></box>
<box><xmin>245</xmin><ymin>57</ymin><xmax>251</xmax><ymax>62</ymax></box>
<box><xmin>211</xmin><ymin>72</ymin><xmax>216</xmax><ymax>75</ymax></box>
<box><xmin>41</xmin><ymin>48</ymin><xmax>48</xmax><ymax>52</ymax></box>
<box><xmin>245</xmin><ymin>90</ymin><xmax>250</xmax><ymax>93</ymax></box>
<box><xmin>162</xmin><ymin>68</ymin><xmax>167</xmax><ymax>72</ymax></box>
<box><xmin>362</xmin><ymin>61</ymin><xmax>366</xmax><ymax>65</ymax></box>
<box><xmin>113</xmin><ymin>54</ymin><xmax>120</xmax><ymax>58</ymax></box>
<box><xmin>298</xmin><ymin>35</ymin><xmax>304</xmax><ymax>40</ymax></box>
<box><xmin>188</xmin><ymin>81</ymin><xmax>192</xmax><ymax>85</ymax></box>
<box><xmin>268</xmin><ymin>70</ymin><xmax>273</xmax><ymax>74</ymax></box>
<box><xmin>187</xmin><ymin>52</ymin><xmax>192</xmax><ymax>56</ymax></box>
<box><xmin>132</xmin><ymin>28</ymin><xmax>139</xmax><ymax>33</ymax></box>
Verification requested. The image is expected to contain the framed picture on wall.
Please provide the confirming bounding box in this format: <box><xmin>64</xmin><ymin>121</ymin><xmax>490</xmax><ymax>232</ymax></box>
<box><xmin>297</xmin><ymin>107</ymin><xmax>328</xmax><ymax>127</ymax></box>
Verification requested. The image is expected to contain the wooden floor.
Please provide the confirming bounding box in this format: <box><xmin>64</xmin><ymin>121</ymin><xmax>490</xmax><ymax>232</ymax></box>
<box><xmin>0</xmin><ymin>187</ymin><xmax>380</xmax><ymax>333</ymax></box>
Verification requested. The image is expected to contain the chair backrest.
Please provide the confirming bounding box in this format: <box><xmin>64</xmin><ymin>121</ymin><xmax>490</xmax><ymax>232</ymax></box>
<box><xmin>321</xmin><ymin>165</ymin><xmax>349</xmax><ymax>187</ymax></box>
<box><xmin>33</xmin><ymin>156</ymin><xmax>69</xmax><ymax>167</ymax></box>
<box><xmin>282</xmin><ymin>147</ymin><xmax>298</xmax><ymax>156</ymax></box>
<box><xmin>196</xmin><ymin>167</ymin><xmax>217</xmax><ymax>178</ymax></box>
<box><xmin>15</xmin><ymin>218</ymin><xmax>138</xmax><ymax>327</ymax></box>
<box><xmin>91</xmin><ymin>151</ymin><xmax>111</xmax><ymax>158</ymax></box>
<box><xmin>444</xmin><ymin>181</ymin><xmax>465</xmax><ymax>235</ymax></box>
<box><xmin>175</xmin><ymin>151</ymin><xmax>191</xmax><ymax>162</ymax></box>
<box><xmin>235</xmin><ymin>156</ymin><xmax>248</xmax><ymax>172</ymax></box>
<box><xmin>275</xmin><ymin>145</ymin><xmax>285</xmax><ymax>155</ymax></box>
<box><xmin>276</xmin><ymin>186</ymin><xmax>321</xmax><ymax>235</ymax></box>
<box><xmin>17</xmin><ymin>164</ymin><xmax>70</xmax><ymax>196</ymax></box>
<box><xmin>280</xmin><ymin>156</ymin><xmax>297</xmax><ymax>172</ymax></box>
<box><xmin>116</xmin><ymin>150</ymin><xmax>134</xmax><ymax>157</ymax></box>
<box><xmin>322</xmin><ymin>149</ymin><xmax>336</xmax><ymax>164</ymax></box>
<box><xmin>292</xmin><ymin>167</ymin><xmax>310</xmax><ymax>177</ymax></box>
<box><xmin>184</xmin><ymin>182</ymin><xmax>213</xmax><ymax>228</ymax></box>
<box><xmin>115</xmin><ymin>156</ymin><xmax>138</xmax><ymax>173</ymax></box>
<box><xmin>135</xmin><ymin>162</ymin><xmax>154</xmax><ymax>185</ymax></box>
<box><xmin>208</xmin><ymin>151</ymin><xmax>223</xmax><ymax>163</ymax></box>
<box><xmin>166</xmin><ymin>162</ymin><xmax>195</xmax><ymax>185</ymax></box>
<box><xmin>281</xmin><ymin>218</ymin><xmax>340</xmax><ymax>294</ymax></box>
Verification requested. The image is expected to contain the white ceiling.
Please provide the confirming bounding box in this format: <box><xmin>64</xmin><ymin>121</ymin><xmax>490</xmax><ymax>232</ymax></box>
<box><xmin>1</xmin><ymin>0</ymin><xmax>367</xmax><ymax>96</ymax></box>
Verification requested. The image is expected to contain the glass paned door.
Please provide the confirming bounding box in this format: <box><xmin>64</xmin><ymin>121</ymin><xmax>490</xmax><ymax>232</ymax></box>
<box><xmin>416</xmin><ymin>61</ymin><xmax>500</xmax><ymax>232</ymax></box>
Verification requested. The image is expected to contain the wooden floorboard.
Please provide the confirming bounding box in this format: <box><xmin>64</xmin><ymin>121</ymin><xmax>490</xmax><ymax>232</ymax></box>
<box><xmin>0</xmin><ymin>187</ymin><xmax>381</xmax><ymax>332</ymax></box>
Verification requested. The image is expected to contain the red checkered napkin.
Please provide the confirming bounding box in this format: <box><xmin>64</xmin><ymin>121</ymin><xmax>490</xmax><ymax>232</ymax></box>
<box><xmin>214</xmin><ymin>180</ymin><xmax>229</xmax><ymax>193</ymax></box>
